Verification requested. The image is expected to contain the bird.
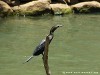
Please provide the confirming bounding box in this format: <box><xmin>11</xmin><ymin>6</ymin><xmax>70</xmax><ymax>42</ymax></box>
<box><xmin>24</xmin><ymin>25</ymin><xmax>62</xmax><ymax>63</ymax></box>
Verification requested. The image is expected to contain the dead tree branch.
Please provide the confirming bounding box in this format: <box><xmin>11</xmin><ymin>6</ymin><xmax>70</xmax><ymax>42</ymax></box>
<box><xmin>43</xmin><ymin>35</ymin><xmax>51</xmax><ymax>75</ymax></box>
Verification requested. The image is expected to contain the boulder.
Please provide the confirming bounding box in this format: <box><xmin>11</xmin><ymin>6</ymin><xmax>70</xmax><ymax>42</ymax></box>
<box><xmin>38</xmin><ymin>0</ymin><xmax>51</xmax><ymax>3</ymax></box>
<box><xmin>51</xmin><ymin>0</ymin><xmax>79</xmax><ymax>4</ymax></box>
<box><xmin>66</xmin><ymin>0</ymin><xmax>79</xmax><ymax>4</ymax></box>
<box><xmin>0</xmin><ymin>1</ymin><xmax>13</xmax><ymax>17</ymax></box>
<box><xmin>1</xmin><ymin>0</ymin><xmax>20</xmax><ymax>6</ymax></box>
<box><xmin>50</xmin><ymin>4</ymin><xmax>72</xmax><ymax>15</ymax></box>
<box><xmin>12</xmin><ymin>1</ymin><xmax>51</xmax><ymax>16</ymax></box>
<box><xmin>71</xmin><ymin>1</ymin><xmax>100</xmax><ymax>13</ymax></box>
<box><xmin>19</xmin><ymin>0</ymin><xmax>33</xmax><ymax>3</ymax></box>
<box><xmin>78</xmin><ymin>0</ymin><xmax>100</xmax><ymax>3</ymax></box>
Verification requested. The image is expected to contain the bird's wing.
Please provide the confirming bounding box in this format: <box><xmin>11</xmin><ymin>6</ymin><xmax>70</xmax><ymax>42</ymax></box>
<box><xmin>40</xmin><ymin>39</ymin><xmax>45</xmax><ymax>45</ymax></box>
<box><xmin>33</xmin><ymin>39</ymin><xmax>46</xmax><ymax>56</ymax></box>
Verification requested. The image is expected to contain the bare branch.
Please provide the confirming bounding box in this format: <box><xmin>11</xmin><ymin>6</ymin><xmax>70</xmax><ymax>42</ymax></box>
<box><xmin>43</xmin><ymin>35</ymin><xmax>51</xmax><ymax>75</ymax></box>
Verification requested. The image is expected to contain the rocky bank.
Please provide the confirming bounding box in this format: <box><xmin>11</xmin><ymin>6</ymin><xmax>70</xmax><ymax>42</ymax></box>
<box><xmin>0</xmin><ymin>0</ymin><xmax>100</xmax><ymax>17</ymax></box>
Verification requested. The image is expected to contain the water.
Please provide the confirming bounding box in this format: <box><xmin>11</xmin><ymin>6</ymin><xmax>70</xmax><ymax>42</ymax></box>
<box><xmin>0</xmin><ymin>14</ymin><xmax>100</xmax><ymax>75</ymax></box>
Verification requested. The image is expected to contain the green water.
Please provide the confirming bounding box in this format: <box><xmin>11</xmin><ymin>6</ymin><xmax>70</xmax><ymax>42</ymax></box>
<box><xmin>0</xmin><ymin>14</ymin><xmax>100</xmax><ymax>75</ymax></box>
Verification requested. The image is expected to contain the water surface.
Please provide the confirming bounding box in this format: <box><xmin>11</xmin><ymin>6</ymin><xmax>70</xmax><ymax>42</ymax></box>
<box><xmin>0</xmin><ymin>14</ymin><xmax>100</xmax><ymax>75</ymax></box>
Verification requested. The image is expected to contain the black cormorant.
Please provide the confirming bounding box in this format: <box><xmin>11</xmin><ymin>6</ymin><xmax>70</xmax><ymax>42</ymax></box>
<box><xmin>24</xmin><ymin>25</ymin><xmax>62</xmax><ymax>63</ymax></box>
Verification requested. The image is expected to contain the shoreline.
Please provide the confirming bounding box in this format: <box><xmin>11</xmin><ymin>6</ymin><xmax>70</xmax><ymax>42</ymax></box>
<box><xmin>0</xmin><ymin>0</ymin><xmax>100</xmax><ymax>17</ymax></box>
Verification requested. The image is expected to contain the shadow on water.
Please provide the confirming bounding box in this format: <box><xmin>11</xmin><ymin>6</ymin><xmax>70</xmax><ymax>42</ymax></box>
<box><xmin>0</xmin><ymin>14</ymin><xmax>100</xmax><ymax>75</ymax></box>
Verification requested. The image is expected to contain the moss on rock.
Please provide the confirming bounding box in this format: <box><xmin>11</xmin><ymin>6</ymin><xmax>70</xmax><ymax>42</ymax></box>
<box><xmin>50</xmin><ymin>4</ymin><xmax>72</xmax><ymax>15</ymax></box>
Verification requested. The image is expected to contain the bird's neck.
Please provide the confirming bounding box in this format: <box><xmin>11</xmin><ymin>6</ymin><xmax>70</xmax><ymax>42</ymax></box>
<box><xmin>48</xmin><ymin>34</ymin><xmax>54</xmax><ymax>43</ymax></box>
<box><xmin>50</xmin><ymin>31</ymin><xmax>54</xmax><ymax>35</ymax></box>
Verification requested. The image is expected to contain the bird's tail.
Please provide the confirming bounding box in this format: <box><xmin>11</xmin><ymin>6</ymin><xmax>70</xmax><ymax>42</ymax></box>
<box><xmin>23</xmin><ymin>56</ymin><xmax>33</xmax><ymax>64</ymax></box>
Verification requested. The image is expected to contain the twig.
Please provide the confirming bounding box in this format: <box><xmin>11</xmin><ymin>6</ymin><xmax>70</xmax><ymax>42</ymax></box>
<box><xmin>42</xmin><ymin>35</ymin><xmax>51</xmax><ymax>75</ymax></box>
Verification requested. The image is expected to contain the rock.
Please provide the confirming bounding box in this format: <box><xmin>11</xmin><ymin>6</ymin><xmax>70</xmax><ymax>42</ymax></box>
<box><xmin>71</xmin><ymin>1</ymin><xmax>100</xmax><ymax>13</ymax></box>
<box><xmin>0</xmin><ymin>1</ymin><xmax>13</xmax><ymax>17</ymax></box>
<box><xmin>78</xmin><ymin>0</ymin><xmax>100</xmax><ymax>3</ymax></box>
<box><xmin>66</xmin><ymin>0</ymin><xmax>79</xmax><ymax>4</ymax></box>
<box><xmin>19</xmin><ymin>0</ymin><xmax>36</xmax><ymax>4</ymax></box>
<box><xmin>12</xmin><ymin>1</ymin><xmax>51</xmax><ymax>16</ymax></box>
<box><xmin>1</xmin><ymin>0</ymin><xmax>20</xmax><ymax>6</ymax></box>
<box><xmin>19</xmin><ymin>0</ymin><xmax>32</xmax><ymax>2</ymax></box>
<box><xmin>50</xmin><ymin>4</ymin><xmax>72</xmax><ymax>15</ymax></box>
<box><xmin>51</xmin><ymin>0</ymin><xmax>79</xmax><ymax>5</ymax></box>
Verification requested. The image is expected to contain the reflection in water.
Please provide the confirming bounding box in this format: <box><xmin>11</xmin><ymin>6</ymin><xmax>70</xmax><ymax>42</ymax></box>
<box><xmin>0</xmin><ymin>14</ymin><xmax>100</xmax><ymax>75</ymax></box>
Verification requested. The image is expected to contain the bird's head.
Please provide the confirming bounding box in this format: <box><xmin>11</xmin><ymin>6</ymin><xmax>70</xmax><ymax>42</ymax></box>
<box><xmin>50</xmin><ymin>25</ymin><xmax>62</xmax><ymax>34</ymax></box>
